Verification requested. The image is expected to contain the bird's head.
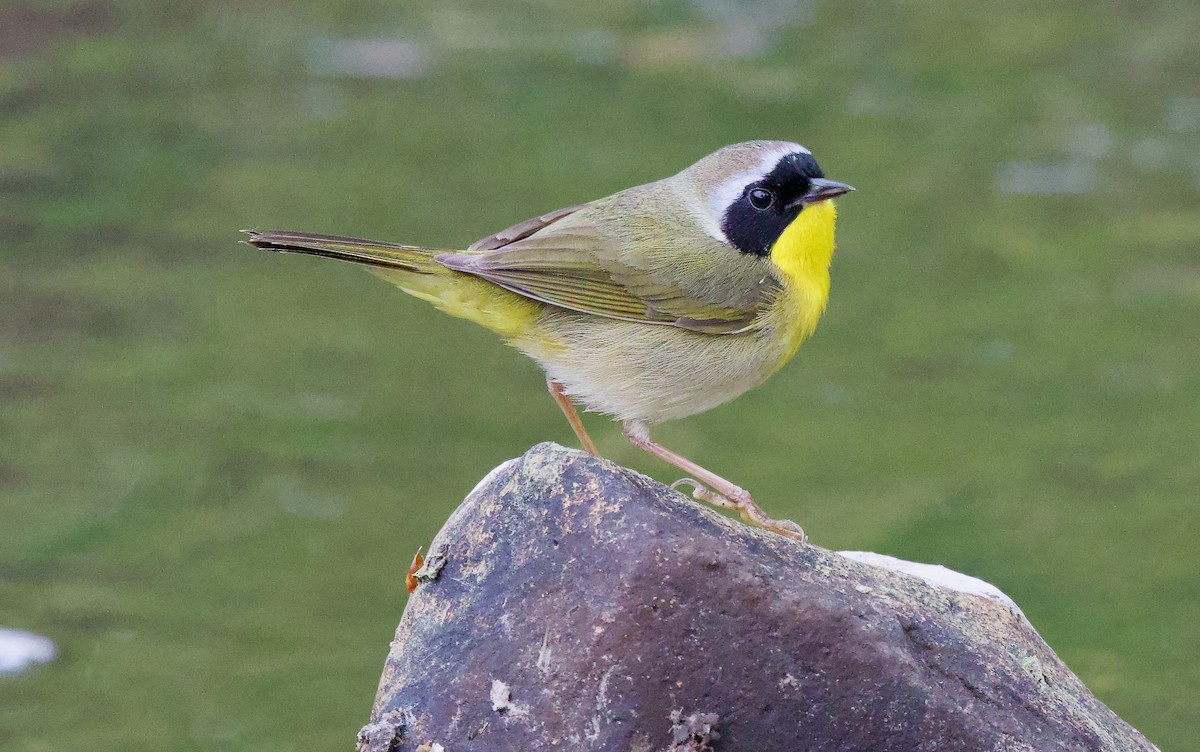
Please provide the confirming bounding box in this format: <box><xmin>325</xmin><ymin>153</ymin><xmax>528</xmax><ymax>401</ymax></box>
<box><xmin>685</xmin><ymin>141</ymin><xmax>853</xmax><ymax>269</ymax></box>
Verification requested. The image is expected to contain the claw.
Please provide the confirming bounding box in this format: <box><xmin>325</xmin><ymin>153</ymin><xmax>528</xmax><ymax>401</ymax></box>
<box><xmin>762</xmin><ymin>517</ymin><xmax>807</xmax><ymax>542</ymax></box>
<box><xmin>670</xmin><ymin>477</ymin><xmax>806</xmax><ymax>541</ymax></box>
<box><xmin>672</xmin><ymin>477</ymin><xmax>735</xmax><ymax>509</ymax></box>
<box><xmin>670</xmin><ymin>477</ymin><xmax>702</xmax><ymax>493</ymax></box>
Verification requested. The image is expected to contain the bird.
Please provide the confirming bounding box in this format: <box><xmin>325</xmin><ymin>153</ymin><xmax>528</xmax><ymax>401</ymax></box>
<box><xmin>245</xmin><ymin>140</ymin><xmax>852</xmax><ymax>540</ymax></box>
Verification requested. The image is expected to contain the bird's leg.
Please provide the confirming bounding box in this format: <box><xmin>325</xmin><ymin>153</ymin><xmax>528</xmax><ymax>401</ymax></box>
<box><xmin>546</xmin><ymin>376</ymin><xmax>601</xmax><ymax>457</ymax></box>
<box><xmin>622</xmin><ymin>419</ymin><xmax>806</xmax><ymax>541</ymax></box>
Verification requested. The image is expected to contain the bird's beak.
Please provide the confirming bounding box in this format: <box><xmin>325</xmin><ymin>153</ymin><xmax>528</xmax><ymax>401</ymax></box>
<box><xmin>790</xmin><ymin>178</ymin><xmax>855</xmax><ymax>209</ymax></box>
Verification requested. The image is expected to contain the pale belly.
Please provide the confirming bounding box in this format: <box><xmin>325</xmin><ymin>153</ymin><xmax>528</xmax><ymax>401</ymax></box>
<box><xmin>515</xmin><ymin>308</ymin><xmax>800</xmax><ymax>424</ymax></box>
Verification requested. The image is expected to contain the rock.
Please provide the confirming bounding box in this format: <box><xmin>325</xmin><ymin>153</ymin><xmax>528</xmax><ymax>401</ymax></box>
<box><xmin>0</xmin><ymin>627</ymin><xmax>56</xmax><ymax>675</ymax></box>
<box><xmin>362</xmin><ymin>443</ymin><xmax>1158</xmax><ymax>751</ymax></box>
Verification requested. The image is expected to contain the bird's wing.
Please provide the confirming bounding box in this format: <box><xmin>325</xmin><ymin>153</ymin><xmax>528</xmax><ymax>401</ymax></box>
<box><xmin>441</xmin><ymin>206</ymin><xmax>769</xmax><ymax>334</ymax></box>
<box><xmin>468</xmin><ymin>204</ymin><xmax>588</xmax><ymax>251</ymax></box>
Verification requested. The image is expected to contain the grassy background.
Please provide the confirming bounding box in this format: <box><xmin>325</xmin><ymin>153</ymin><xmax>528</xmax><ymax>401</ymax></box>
<box><xmin>2</xmin><ymin>0</ymin><xmax>1198</xmax><ymax>748</ymax></box>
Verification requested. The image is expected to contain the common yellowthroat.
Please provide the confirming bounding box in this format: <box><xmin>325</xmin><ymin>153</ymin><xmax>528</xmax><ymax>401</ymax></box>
<box><xmin>246</xmin><ymin>141</ymin><xmax>852</xmax><ymax>540</ymax></box>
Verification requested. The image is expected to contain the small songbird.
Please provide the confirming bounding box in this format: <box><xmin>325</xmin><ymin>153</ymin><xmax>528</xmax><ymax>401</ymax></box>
<box><xmin>246</xmin><ymin>140</ymin><xmax>852</xmax><ymax>540</ymax></box>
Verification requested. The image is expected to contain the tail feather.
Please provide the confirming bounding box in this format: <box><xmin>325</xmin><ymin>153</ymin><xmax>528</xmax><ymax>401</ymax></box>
<box><xmin>242</xmin><ymin>229</ymin><xmax>540</xmax><ymax>337</ymax></box>
<box><xmin>242</xmin><ymin>230</ymin><xmax>445</xmax><ymax>274</ymax></box>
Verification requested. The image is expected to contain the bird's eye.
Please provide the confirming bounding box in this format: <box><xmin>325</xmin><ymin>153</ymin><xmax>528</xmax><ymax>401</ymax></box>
<box><xmin>748</xmin><ymin>188</ymin><xmax>774</xmax><ymax>211</ymax></box>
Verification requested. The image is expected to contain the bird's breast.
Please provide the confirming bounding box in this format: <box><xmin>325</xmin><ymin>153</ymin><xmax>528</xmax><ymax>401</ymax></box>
<box><xmin>765</xmin><ymin>200</ymin><xmax>836</xmax><ymax>362</ymax></box>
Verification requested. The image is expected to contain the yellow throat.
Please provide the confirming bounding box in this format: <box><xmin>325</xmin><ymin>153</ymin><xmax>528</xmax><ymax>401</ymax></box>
<box><xmin>767</xmin><ymin>199</ymin><xmax>837</xmax><ymax>357</ymax></box>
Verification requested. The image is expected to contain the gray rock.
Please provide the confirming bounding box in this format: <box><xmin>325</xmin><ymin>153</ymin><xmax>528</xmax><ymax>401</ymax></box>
<box><xmin>362</xmin><ymin>443</ymin><xmax>1158</xmax><ymax>751</ymax></box>
<box><xmin>0</xmin><ymin>627</ymin><xmax>57</xmax><ymax>675</ymax></box>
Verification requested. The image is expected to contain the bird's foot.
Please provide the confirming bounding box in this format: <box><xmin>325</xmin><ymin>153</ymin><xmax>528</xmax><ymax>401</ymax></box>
<box><xmin>670</xmin><ymin>478</ymin><xmax>807</xmax><ymax>542</ymax></box>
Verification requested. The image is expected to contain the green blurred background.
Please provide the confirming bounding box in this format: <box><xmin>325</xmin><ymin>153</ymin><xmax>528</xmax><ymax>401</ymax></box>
<box><xmin>2</xmin><ymin>0</ymin><xmax>1198</xmax><ymax>748</ymax></box>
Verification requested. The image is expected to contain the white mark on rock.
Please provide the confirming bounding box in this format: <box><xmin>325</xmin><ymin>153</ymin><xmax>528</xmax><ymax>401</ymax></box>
<box><xmin>1021</xmin><ymin>655</ymin><xmax>1048</xmax><ymax>686</ymax></box>
<box><xmin>490</xmin><ymin>679</ymin><xmax>512</xmax><ymax>712</ymax></box>
<box><xmin>536</xmin><ymin>628</ymin><xmax>553</xmax><ymax>674</ymax></box>
<box><xmin>468</xmin><ymin>459</ymin><xmax>518</xmax><ymax>500</ymax></box>
<box><xmin>778</xmin><ymin>673</ymin><xmax>799</xmax><ymax>689</ymax></box>
<box><xmin>597</xmin><ymin>663</ymin><xmax>618</xmax><ymax>710</ymax></box>
<box><xmin>356</xmin><ymin>708</ymin><xmax>415</xmax><ymax>752</ymax></box>
<box><xmin>837</xmin><ymin>551</ymin><xmax>1025</xmax><ymax>619</ymax></box>
<box><xmin>584</xmin><ymin>714</ymin><xmax>602</xmax><ymax>742</ymax></box>
<box><xmin>585</xmin><ymin>662</ymin><xmax>621</xmax><ymax>742</ymax></box>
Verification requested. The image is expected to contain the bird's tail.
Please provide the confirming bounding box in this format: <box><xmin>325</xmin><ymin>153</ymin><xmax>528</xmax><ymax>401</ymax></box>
<box><xmin>242</xmin><ymin>229</ymin><xmax>541</xmax><ymax>338</ymax></box>
<box><xmin>243</xmin><ymin>230</ymin><xmax>446</xmax><ymax>274</ymax></box>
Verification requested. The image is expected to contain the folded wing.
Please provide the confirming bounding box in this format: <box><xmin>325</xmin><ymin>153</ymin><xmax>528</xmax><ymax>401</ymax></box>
<box><xmin>441</xmin><ymin>207</ymin><xmax>768</xmax><ymax>334</ymax></box>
